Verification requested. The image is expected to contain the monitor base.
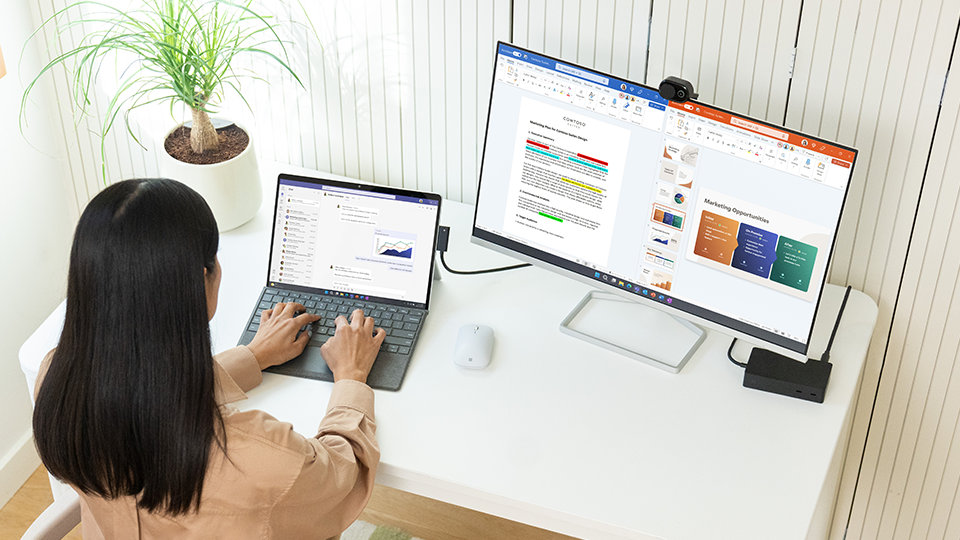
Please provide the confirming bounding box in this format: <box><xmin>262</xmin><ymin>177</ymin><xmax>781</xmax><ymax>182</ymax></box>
<box><xmin>559</xmin><ymin>290</ymin><xmax>706</xmax><ymax>373</ymax></box>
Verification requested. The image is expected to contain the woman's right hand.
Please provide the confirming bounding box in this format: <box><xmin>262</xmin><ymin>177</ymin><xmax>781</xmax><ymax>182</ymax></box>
<box><xmin>321</xmin><ymin>309</ymin><xmax>386</xmax><ymax>384</ymax></box>
<box><xmin>247</xmin><ymin>302</ymin><xmax>321</xmax><ymax>370</ymax></box>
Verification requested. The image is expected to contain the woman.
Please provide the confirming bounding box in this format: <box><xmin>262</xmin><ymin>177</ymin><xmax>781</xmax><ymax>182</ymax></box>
<box><xmin>33</xmin><ymin>179</ymin><xmax>385</xmax><ymax>538</ymax></box>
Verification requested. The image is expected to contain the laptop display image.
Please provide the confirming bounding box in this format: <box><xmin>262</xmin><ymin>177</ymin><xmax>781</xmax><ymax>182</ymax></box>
<box><xmin>238</xmin><ymin>173</ymin><xmax>442</xmax><ymax>390</ymax></box>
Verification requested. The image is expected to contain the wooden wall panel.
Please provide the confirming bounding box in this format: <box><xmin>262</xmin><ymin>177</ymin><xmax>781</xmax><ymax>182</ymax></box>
<box><xmin>785</xmin><ymin>0</ymin><xmax>960</xmax><ymax>537</ymax></box>
<box><xmin>513</xmin><ymin>0</ymin><xmax>653</xmax><ymax>83</ymax></box>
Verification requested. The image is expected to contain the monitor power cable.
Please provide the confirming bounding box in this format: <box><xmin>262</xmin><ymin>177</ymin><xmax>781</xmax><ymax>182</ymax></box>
<box><xmin>435</xmin><ymin>225</ymin><xmax>531</xmax><ymax>275</ymax></box>
<box><xmin>819</xmin><ymin>285</ymin><xmax>853</xmax><ymax>364</ymax></box>
<box><xmin>727</xmin><ymin>339</ymin><xmax>748</xmax><ymax>368</ymax></box>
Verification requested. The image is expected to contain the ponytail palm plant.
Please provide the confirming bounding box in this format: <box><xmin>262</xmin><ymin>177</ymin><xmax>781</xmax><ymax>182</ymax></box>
<box><xmin>21</xmin><ymin>0</ymin><xmax>302</xmax><ymax>173</ymax></box>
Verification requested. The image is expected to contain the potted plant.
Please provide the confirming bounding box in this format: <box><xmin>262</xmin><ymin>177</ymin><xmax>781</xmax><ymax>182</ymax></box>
<box><xmin>21</xmin><ymin>0</ymin><xmax>303</xmax><ymax>231</ymax></box>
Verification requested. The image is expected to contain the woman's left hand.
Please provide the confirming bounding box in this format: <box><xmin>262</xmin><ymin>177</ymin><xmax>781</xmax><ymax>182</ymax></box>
<box><xmin>246</xmin><ymin>302</ymin><xmax>321</xmax><ymax>370</ymax></box>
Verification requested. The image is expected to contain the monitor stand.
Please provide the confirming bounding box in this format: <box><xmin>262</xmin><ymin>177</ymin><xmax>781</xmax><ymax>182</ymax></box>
<box><xmin>559</xmin><ymin>290</ymin><xmax>706</xmax><ymax>373</ymax></box>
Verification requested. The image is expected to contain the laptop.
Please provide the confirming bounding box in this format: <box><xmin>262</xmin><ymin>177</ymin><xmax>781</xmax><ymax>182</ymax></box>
<box><xmin>237</xmin><ymin>173</ymin><xmax>442</xmax><ymax>391</ymax></box>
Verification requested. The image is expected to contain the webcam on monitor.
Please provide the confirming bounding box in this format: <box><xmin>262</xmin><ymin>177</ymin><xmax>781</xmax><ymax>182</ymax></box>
<box><xmin>658</xmin><ymin>76</ymin><xmax>698</xmax><ymax>102</ymax></box>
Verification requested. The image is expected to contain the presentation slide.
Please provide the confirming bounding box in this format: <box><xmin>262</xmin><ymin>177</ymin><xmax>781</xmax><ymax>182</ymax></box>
<box><xmin>638</xmin><ymin>265</ymin><xmax>674</xmax><ymax>291</ymax></box>
<box><xmin>647</xmin><ymin>223</ymin><xmax>681</xmax><ymax>252</ymax></box>
<box><xmin>685</xmin><ymin>188</ymin><xmax>830</xmax><ymax>299</ymax></box>
<box><xmin>650</xmin><ymin>203</ymin><xmax>686</xmax><ymax>231</ymax></box>
<box><xmin>663</xmin><ymin>137</ymin><xmax>699</xmax><ymax>167</ymax></box>
<box><xmin>502</xmin><ymin>97</ymin><xmax>631</xmax><ymax>266</ymax></box>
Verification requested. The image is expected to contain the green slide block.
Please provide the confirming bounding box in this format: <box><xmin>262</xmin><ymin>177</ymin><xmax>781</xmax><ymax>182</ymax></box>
<box><xmin>770</xmin><ymin>236</ymin><xmax>818</xmax><ymax>292</ymax></box>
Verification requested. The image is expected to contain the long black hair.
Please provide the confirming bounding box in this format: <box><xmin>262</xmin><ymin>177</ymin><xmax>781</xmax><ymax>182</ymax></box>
<box><xmin>33</xmin><ymin>179</ymin><xmax>223</xmax><ymax>515</ymax></box>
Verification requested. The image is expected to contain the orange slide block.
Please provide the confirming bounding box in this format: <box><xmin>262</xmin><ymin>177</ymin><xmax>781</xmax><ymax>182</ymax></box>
<box><xmin>693</xmin><ymin>210</ymin><xmax>740</xmax><ymax>265</ymax></box>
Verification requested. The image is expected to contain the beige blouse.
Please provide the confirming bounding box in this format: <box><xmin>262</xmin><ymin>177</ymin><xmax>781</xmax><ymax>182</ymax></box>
<box><xmin>37</xmin><ymin>346</ymin><xmax>379</xmax><ymax>539</ymax></box>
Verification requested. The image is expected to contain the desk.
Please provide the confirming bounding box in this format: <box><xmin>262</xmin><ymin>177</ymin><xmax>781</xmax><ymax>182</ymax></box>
<box><xmin>20</xmin><ymin>165</ymin><xmax>878</xmax><ymax>539</ymax></box>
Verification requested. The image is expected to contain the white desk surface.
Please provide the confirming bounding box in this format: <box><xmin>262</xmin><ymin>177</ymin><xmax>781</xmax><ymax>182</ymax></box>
<box><xmin>20</xmin><ymin>166</ymin><xmax>878</xmax><ymax>540</ymax></box>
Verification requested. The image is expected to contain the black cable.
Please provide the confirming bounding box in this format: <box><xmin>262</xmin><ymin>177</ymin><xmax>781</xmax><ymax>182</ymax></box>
<box><xmin>438</xmin><ymin>251</ymin><xmax>531</xmax><ymax>275</ymax></box>
<box><xmin>727</xmin><ymin>337</ymin><xmax>748</xmax><ymax>368</ymax></box>
<box><xmin>820</xmin><ymin>285</ymin><xmax>853</xmax><ymax>364</ymax></box>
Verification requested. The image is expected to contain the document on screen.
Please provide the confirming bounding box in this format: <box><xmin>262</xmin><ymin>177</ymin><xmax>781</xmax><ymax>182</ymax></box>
<box><xmin>502</xmin><ymin>98</ymin><xmax>631</xmax><ymax>265</ymax></box>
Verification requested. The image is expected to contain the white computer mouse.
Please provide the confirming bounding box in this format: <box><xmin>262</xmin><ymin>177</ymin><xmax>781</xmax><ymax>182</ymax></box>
<box><xmin>454</xmin><ymin>324</ymin><xmax>494</xmax><ymax>369</ymax></box>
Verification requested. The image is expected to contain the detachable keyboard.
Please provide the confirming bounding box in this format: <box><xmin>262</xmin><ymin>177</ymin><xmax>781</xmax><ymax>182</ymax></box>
<box><xmin>237</xmin><ymin>287</ymin><xmax>427</xmax><ymax>391</ymax></box>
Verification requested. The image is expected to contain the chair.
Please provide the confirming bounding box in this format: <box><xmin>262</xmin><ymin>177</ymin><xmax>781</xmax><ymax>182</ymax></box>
<box><xmin>21</xmin><ymin>489</ymin><xmax>80</xmax><ymax>540</ymax></box>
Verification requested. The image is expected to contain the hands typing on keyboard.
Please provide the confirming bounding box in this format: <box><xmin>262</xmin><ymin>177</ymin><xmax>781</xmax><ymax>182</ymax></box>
<box><xmin>243</xmin><ymin>287</ymin><xmax>428</xmax><ymax>387</ymax></box>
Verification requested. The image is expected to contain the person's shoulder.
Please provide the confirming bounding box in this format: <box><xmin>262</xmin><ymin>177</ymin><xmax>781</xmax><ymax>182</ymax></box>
<box><xmin>34</xmin><ymin>348</ymin><xmax>58</xmax><ymax>400</ymax></box>
<box><xmin>222</xmin><ymin>407</ymin><xmax>312</xmax><ymax>458</ymax></box>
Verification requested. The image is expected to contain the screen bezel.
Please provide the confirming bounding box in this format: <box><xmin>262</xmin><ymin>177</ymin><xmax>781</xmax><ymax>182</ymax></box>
<box><xmin>268</xmin><ymin>173</ymin><xmax>443</xmax><ymax>310</ymax></box>
<box><xmin>472</xmin><ymin>41</ymin><xmax>857</xmax><ymax>358</ymax></box>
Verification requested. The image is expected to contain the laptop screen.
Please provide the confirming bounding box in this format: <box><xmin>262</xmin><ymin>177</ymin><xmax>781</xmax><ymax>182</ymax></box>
<box><xmin>267</xmin><ymin>175</ymin><xmax>441</xmax><ymax>308</ymax></box>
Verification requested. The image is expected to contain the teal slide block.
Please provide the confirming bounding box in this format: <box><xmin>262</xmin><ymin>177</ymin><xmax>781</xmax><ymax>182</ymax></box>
<box><xmin>770</xmin><ymin>236</ymin><xmax>818</xmax><ymax>292</ymax></box>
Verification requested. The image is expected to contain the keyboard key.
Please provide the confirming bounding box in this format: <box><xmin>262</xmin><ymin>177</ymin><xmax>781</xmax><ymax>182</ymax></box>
<box><xmin>387</xmin><ymin>344</ymin><xmax>399</xmax><ymax>353</ymax></box>
<box><xmin>403</xmin><ymin>315</ymin><xmax>422</xmax><ymax>323</ymax></box>
<box><xmin>265</xmin><ymin>287</ymin><xmax>278</xmax><ymax>295</ymax></box>
<box><xmin>398</xmin><ymin>308</ymin><xmax>410</xmax><ymax>314</ymax></box>
<box><xmin>380</xmin><ymin>320</ymin><xmax>393</xmax><ymax>329</ymax></box>
<box><xmin>403</xmin><ymin>322</ymin><xmax>418</xmax><ymax>331</ymax></box>
<box><xmin>333</xmin><ymin>299</ymin><xmax>343</xmax><ymax>305</ymax></box>
<box><xmin>259</xmin><ymin>301</ymin><xmax>272</xmax><ymax>309</ymax></box>
<box><xmin>324</xmin><ymin>319</ymin><xmax>336</xmax><ymax>327</ymax></box>
<box><xmin>247</xmin><ymin>323</ymin><xmax>259</xmax><ymax>332</ymax></box>
<box><xmin>384</xmin><ymin>336</ymin><xmax>413</xmax><ymax>347</ymax></box>
<box><xmin>393</xmin><ymin>329</ymin><xmax>416</xmax><ymax>339</ymax></box>
<box><xmin>261</xmin><ymin>294</ymin><xmax>273</xmax><ymax>303</ymax></box>
<box><xmin>371</xmin><ymin>311</ymin><xmax>383</xmax><ymax>319</ymax></box>
<box><xmin>398</xmin><ymin>347</ymin><xmax>410</xmax><ymax>355</ymax></box>
<box><xmin>304</xmin><ymin>300</ymin><xmax>316</xmax><ymax>308</ymax></box>
<box><xmin>387</xmin><ymin>307</ymin><xmax>398</xmax><ymax>313</ymax></box>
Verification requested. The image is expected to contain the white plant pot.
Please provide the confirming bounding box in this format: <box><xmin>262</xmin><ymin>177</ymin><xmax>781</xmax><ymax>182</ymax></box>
<box><xmin>158</xmin><ymin>121</ymin><xmax>262</xmax><ymax>232</ymax></box>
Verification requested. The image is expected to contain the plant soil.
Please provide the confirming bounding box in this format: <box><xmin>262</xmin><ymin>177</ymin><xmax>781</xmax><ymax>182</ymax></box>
<box><xmin>164</xmin><ymin>124</ymin><xmax>249</xmax><ymax>165</ymax></box>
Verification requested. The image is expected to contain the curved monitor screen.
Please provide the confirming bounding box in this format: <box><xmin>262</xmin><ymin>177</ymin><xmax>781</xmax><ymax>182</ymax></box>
<box><xmin>473</xmin><ymin>42</ymin><xmax>857</xmax><ymax>355</ymax></box>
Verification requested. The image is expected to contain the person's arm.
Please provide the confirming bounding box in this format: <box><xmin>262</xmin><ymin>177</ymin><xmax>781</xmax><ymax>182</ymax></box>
<box><xmin>213</xmin><ymin>346</ymin><xmax>262</xmax><ymax>393</ymax></box>
<box><xmin>268</xmin><ymin>379</ymin><xmax>379</xmax><ymax>538</ymax></box>
<box><xmin>268</xmin><ymin>308</ymin><xmax>385</xmax><ymax>537</ymax></box>
<box><xmin>213</xmin><ymin>302</ymin><xmax>320</xmax><ymax>396</ymax></box>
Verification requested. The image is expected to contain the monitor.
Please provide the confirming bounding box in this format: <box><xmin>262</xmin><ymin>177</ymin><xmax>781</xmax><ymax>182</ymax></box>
<box><xmin>473</xmin><ymin>42</ymin><xmax>857</xmax><ymax>360</ymax></box>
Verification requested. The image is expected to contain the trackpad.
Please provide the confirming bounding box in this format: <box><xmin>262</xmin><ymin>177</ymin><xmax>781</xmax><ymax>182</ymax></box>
<box><xmin>300</xmin><ymin>347</ymin><xmax>333</xmax><ymax>376</ymax></box>
<box><xmin>265</xmin><ymin>345</ymin><xmax>334</xmax><ymax>381</ymax></box>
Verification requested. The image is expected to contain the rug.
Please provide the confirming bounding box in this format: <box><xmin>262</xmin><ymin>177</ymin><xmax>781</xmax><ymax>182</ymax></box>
<box><xmin>341</xmin><ymin>519</ymin><xmax>423</xmax><ymax>540</ymax></box>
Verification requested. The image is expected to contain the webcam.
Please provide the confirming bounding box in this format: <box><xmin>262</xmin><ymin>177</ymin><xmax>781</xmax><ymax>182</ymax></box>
<box><xmin>658</xmin><ymin>76</ymin><xmax>699</xmax><ymax>103</ymax></box>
